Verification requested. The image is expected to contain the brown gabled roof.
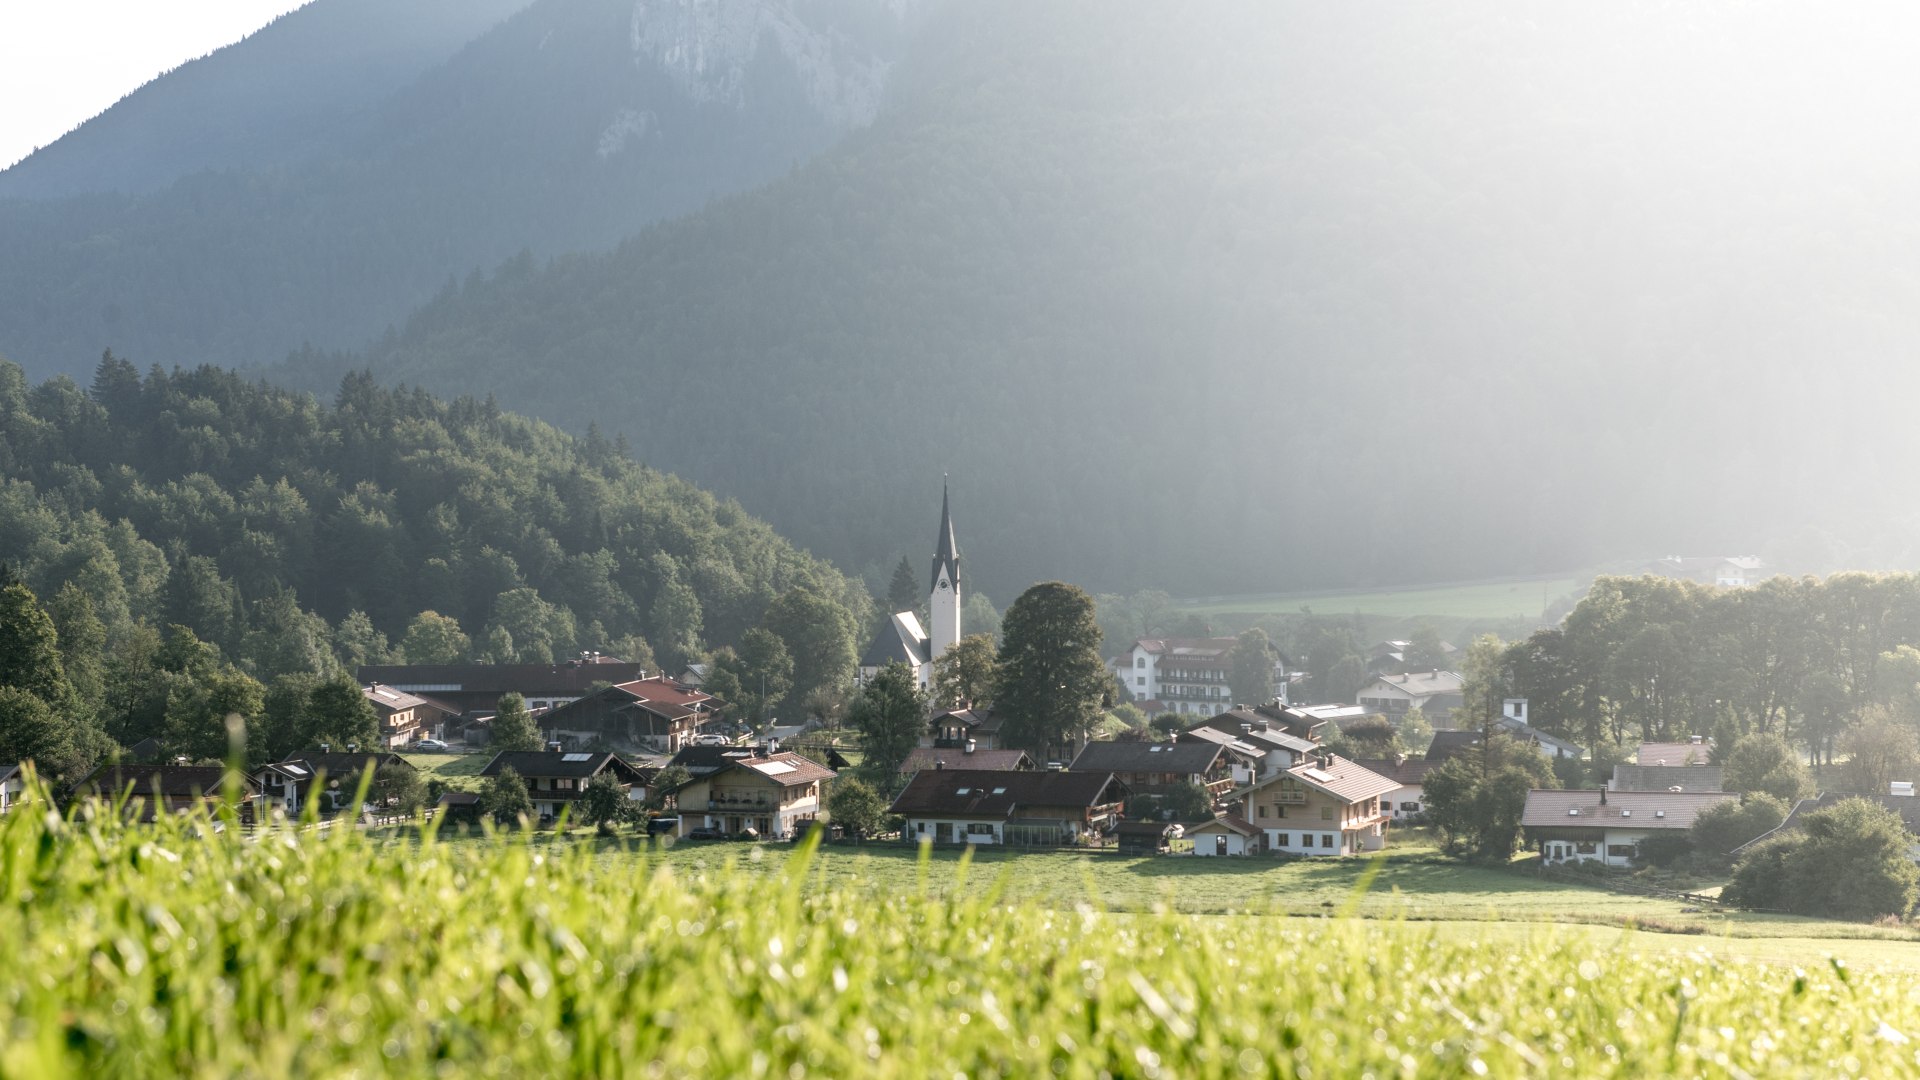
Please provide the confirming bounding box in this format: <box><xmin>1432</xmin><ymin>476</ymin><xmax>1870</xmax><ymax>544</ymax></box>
<box><xmin>889</xmin><ymin>769</ymin><xmax>1125</xmax><ymax>818</ymax></box>
<box><xmin>363</xmin><ymin>683</ymin><xmax>430</xmax><ymax>713</ymax></box>
<box><xmin>728</xmin><ymin>752</ymin><xmax>836</xmax><ymax>786</ymax></box>
<box><xmin>900</xmin><ymin>747</ymin><xmax>1033</xmax><ymax>773</ymax></box>
<box><xmin>1240</xmin><ymin>754</ymin><xmax>1399</xmax><ymax>804</ymax></box>
<box><xmin>1520</xmin><ymin>789</ymin><xmax>1735</xmax><ymax>830</ymax></box>
<box><xmin>355</xmin><ymin>662</ymin><xmax>648</xmax><ymax>697</ymax></box>
<box><xmin>1186</xmin><ymin>814</ymin><xmax>1259</xmax><ymax>837</ymax></box>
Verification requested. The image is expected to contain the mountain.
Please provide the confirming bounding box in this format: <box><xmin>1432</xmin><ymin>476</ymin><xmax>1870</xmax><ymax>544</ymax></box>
<box><xmin>303</xmin><ymin>1</ymin><xmax>1920</xmax><ymax>598</ymax></box>
<box><xmin>0</xmin><ymin>0</ymin><xmax>930</xmax><ymax>375</ymax></box>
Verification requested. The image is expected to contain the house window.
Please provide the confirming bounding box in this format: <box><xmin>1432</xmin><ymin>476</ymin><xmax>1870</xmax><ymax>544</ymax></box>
<box><xmin>1575</xmin><ymin>841</ymin><xmax>1598</xmax><ymax>854</ymax></box>
<box><xmin>1607</xmin><ymin>844</ymin><xmax>1636</xmax><ymax>859</ymax></box>
<box><xmin>1321</xmin><ymin>834</ymin><xmax>1334</xmax><ymax>848</ymax></box>
<box><xmin>1135</xmin><ymin>656</ymin><xmax>1145</xmax><ymax>668</ymax></box>
<box><xmin>1320</xmin><ymin>806</ymin><xmax>1333</xmax><ymax>820</ymax></box>
<box><xmin>1136</xmin><ymin>676</ymin><xmax>1145</xmax><ymax>686</ymax></box>
<box><xmin>1274</xmin><ymin>833</ymin><xmax>1289</xmax><ymax>847</ymax></box>
<box><xmin>968</xmin><ymin>823</ymin><xmax>994</xmax><ymax>835</ymax></box>
<box><xmin>1400</xmin><ymin>802</ymin><xmax>1420</xmax><ymax>812</ymax></box>
<box><xmin>1257</xmin><ymin>805</ymin><xmax>1268</xmax><ymax>819</ymax></box>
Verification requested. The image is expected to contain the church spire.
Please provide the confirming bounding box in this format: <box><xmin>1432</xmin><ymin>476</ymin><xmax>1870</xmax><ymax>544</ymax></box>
<box><xmin>932</xmin><ymin>476</ymin><xmax>959</xmax><ymax>593</ymax></box>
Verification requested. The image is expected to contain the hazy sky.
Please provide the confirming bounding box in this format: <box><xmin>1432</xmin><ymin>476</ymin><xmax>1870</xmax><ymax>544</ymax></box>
<box><xmin>0</xmin><ymin>1</ymin><xmax>310</xmax><ymax>170</ymax></box>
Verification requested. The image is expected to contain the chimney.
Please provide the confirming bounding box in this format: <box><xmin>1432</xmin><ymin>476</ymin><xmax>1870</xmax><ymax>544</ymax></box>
<box><xmin>546</xmin><ymin>741</ymin><xmax>563</xmax><ymax>753</ymax></box>
<box><xmin>935</xmin><ymin>759</ymin><xmax>946</xmax><ymax>771</ymax></box>
<box><xmin>964</xmin><ymin>738</ymin><xmax>976</xmax><ymax>754</ymax></box>
<box><xmin>320</xmin><ymin>743</ymin><xmax>331</xmax><ymax>754</ymax></box>
<box><xmin>1599</xmin><ymin>788</ymin><xmax>1608</xmax><ymax>806</ymax></box>
<box><xmin>1689</xmin><ymin>734</ymin><xmax>1704</xmax><ymax>745</ymax></box>
<box><xmin>346</xmin><ymin>743</ymin><xmax>357</xmax><ymax>754</ymax></box>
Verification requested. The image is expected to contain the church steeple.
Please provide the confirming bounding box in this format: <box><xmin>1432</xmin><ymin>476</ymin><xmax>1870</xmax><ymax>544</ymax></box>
<box><xmin>931</xmin><ymin>478</ymin><xmax>960</xmax><ymax>594</ymax></box>
<box><xmin>928</xmin><ymin>478</ymin><xmax>962</xmax><ymax>663</ymax></box>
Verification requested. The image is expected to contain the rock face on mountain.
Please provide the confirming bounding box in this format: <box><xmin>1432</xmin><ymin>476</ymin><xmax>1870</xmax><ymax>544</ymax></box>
<box><xmin>0</xmin><ymin>0</ymin><xmax>930</xmax><ymax>375</ymax></box>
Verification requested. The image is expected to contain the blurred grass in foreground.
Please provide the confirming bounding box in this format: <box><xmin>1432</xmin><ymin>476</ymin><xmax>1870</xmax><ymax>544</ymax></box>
<box><xmin>3</xmin><ymin>771</ymin><xmax>1918</xmax><ymax>1077</ymax></box>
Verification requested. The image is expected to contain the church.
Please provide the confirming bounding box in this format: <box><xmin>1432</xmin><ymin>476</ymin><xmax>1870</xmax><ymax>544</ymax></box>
<box><xmin>859</xmin><ymin>484</ymin><xmax>962</xmax><ymax>689</ymax></box>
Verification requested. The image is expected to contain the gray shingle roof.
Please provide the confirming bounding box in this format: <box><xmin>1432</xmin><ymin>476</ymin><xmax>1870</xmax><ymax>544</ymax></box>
<box><xmin>889</xmin><ymin>770</ymin><xmax>1125</xmax><ymax>818</ymax></box>
<box><xmin>1521</xmin><ymin>789</ymin><xmax>1736</xmax><ymax>830</ymax></box>
<box><xmin>1068</xmin><ymin>740</ymin><xmax>1224</xmax><ymax>775</ymax></box>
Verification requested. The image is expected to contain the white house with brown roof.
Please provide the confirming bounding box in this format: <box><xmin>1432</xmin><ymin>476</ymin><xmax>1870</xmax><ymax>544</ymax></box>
<box><xmin>887</xmin><ymin>769</ymin><xmax>1128</xmax><ymax>846</ymax></box>
<box><xmin>1522</xmin><ymin>788</ymin><xmax>1737</xmax><ymax>867</ymax></box>
<box><xmin>671</xmin><ymin>750</ymin><xmax>836</xmax><ymax>840</ymax></box>
<box><xmin>1188</xmin><ymin>815</ymin><xmax>1261</xmax><ymax>856</ymax></box>
<box><xmin>1227</xmin><ymin>753</ymin><xmax>1399</xmax><ymax>856</ymax></box>
<box><xmin>1351</xmin><ymin>756</ymin><xmax>1435</xmax><ymax>820</ymax></box>
<box><xmin>1355</xmin><ymin>671</ymin><xmax>1464</xmax><ymax>718</ymax></box>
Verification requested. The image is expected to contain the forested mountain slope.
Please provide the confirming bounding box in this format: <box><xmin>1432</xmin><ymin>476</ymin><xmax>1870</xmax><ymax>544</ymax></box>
<box><xmin>0</xmin><ymin>0</ymin><xmax>928</xmax><ymax>374</ymax></box>
<box><xmin>324</xmin><ymin>1</ymin><xmax>1920</xmax><ymax>597</ymax></box>
<box><xmin>0</xmin><ymin>355</ymin><xmax>868</xmax><ymax>695</ymax></box>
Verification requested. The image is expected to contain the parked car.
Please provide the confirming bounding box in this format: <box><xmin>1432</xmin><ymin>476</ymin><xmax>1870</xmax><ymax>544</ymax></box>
<box><xmin>413</xmin><ymin>739</ymin><xmax>449</xmax><ymax>752</ymax></box>
<box><xmin>686</xmin><ymin>826</ymin><xmax>727</xmax><ymax>840</ymax></box>
<box><xmin>693</xmin><ymin>734</ymin><xmax>730</xmax><ymax>747</ymax></box>
<box><xmin>647</xmin><ymin>816</ymin><xmax>680</xmax><ymax>836</ymax></box>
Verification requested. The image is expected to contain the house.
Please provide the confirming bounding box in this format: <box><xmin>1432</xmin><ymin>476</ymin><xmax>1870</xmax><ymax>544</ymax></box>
<box><xmin>435</xmin><ymin>789</ymin><xmax>482</xmax><ymax>825</ymax></box>
<box><xmin>252</xmin><ymin>750</ymin><xmax>416</xmax><ymax>816</ymax></box>
<box><xmin>1229</xmin><ymin>752</ymin><xmax>1399</xmax><ymax>856</ymax></box>
<box><xmin>1187</xmin><ymin>815</ymin><xmax>1262</xmax><ymax>856</ymax></box>
<box><xmin>1181</xmin><ymin>713</ymin><xmax>1320</xmax><ymax>771</ymax></box>
<box><xmin>1637</xmin><ymin>737</ymin><xmax>1711</xmax><ymax>766</ymax></box>
<box><xmin>888</xmin><ymin>768</ymin><xmax>1129</xmax><ymax>847</ymax></box>
<box><xmin>1176</xmin><ymin>725</ymin><xmax>1292</xmax><ymax>780</ymax></box>
<box><xmin>1522</xmin><ymin>789</ymin><xmax>1737</xmax><ymax>867</ymax></box>
<box><xmin>923</xmin><ymin>706</ymin><xmax>1008</xmax><ymax>751</ymax></box>
<box><xmin>900</xmin><ymin>746</ymin><xmax>1034</xmax><ymax>776</ymax></box>
<box><xmin>1425</xmin><ymin>720</ymin><xmax>1582</xmax><ymax>764</ymax></box>
<box><xmin>1351</xmin><ymin>756</ymin><xmax>1435</xmax><ymax>819</ymax></box>
<box><xmin>1067</xmin><ymin>740</ymin><xmax>1255</xmax><ymax>802</ymax></box>
<box><xmin>1116</xmin><ymin>820</ymin><xmax>1179</xmax><ymax>855</ymax></box>
<box><xmin>1111</xmin><ymin>637</ymin><xmax>1290</xmax><ymax>715</ymax></box>
<box><xmin>1197</xmin><ymin>704</ymin><xmax>1329</xmax><ymax>744</ymax></box>
<box><xmin>75</xmin><ymin>765</ymin><xmax>264</xmax><ymax>822</ymax></box>
<box><xmin>363</xmin><ymin>683</ymin><xmax>432</xmax><ymax>748</ymax></box>
<box><xmin>1355</xmin><ymin>671</ymin><xmax>1464</xmax><ymax>719</ymax></box>
<box><xmin>1645</xmin><ymin>555</ymin><xmax>1768</xmax><ymax>588</ymax></box>
<box><xmin>479</xmin><ymin>751</ymin><xmax>653</xmax><ymax>822</ymax></box>
<box><xmin>354</xmin><ymin>655</ymin><xmax>649</xmax><ymax>717</ymax></box>
<box><xmin>670</xmin><ymin>749</ymin><xmax>836</xmax><ymax>840</ymax></box>
<box><xmin>535</xmin><ymin>675</ymin><xmax>718</xmax><ymax>754</ymax></box>
<box><xmin>1367</xmin><ymin>639</ymin><xmax>1457</xmax><ymax>675</ymax></box>
<box><xmin>1610</xmin><ymin>763</ymin><xmax>1723</xmax><ymax>793</ymax></box>
<box><xmin>0</xmin><ymin>764</ymin><xmax>22</xmax><ymax>814</ymax></box>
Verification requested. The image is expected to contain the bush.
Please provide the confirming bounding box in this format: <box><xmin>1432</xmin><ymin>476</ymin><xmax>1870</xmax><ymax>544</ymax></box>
<box><xmin>1633</xmin><ymin>831</ymin><xmax>1693</xmax><ymax>869</ymax></box>
<box><xmin>1724</xmin><ymin>798</ymin><xmax>1920</xmax><ymax>919</ymax></box>
<box><xmin>1688</xmin><ymin>794</ymin><xmax>1788</xmax><ymax>870</ymax></box>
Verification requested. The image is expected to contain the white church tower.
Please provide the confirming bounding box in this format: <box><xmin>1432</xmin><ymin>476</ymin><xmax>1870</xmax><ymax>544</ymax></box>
<box><xmin>929</xmin><ymin>480</ymin><xmax>962</xmax><ymax>662</ymax></box>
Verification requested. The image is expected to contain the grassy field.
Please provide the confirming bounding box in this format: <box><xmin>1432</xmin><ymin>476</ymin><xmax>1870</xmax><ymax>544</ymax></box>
<box><xmin>14</xmin><ymin>797</ymin><xmax>1920</xmax><ymax>1076</ymax></box>
<box><xmin>399</xmin><ymin>749</ymin><xmax>490</xmax><ymax>789</ymax></box>
<box><xmin>1177</xmin><ymin>575</ymin><xmax>1582</xmax><ymax>621</ymax></box>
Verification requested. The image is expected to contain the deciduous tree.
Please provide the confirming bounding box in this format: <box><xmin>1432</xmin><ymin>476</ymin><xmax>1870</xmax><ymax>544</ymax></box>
<box><xmin>994</xmin><ymin>582</ymin><xmax>1109</xmax><ymax>757</ymax></box>
<box><xmin>931</xmin><ymin>632</ymin><xmax>998</xmax><ymax>710</ymax></box>
<box><xmin>848</xmin><ymin>662</ymin><xmax>927</xmax><ymax>782</ymax></box>
<box><xmin>490</xmin><ymin>692</ymin><xmax>543</xmax><ymax>753</ymax></box>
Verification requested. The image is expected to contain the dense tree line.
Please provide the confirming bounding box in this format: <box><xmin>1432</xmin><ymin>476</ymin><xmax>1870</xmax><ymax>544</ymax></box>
<box><xmin>1493</xmin><ymin>574</ymin><xmax>1920</xmax><ymax>774</ymax></box>
<box><xmin>0</xmin><ymin>356</ymin><xmax>870</xmax><ymax>779</ymax></box>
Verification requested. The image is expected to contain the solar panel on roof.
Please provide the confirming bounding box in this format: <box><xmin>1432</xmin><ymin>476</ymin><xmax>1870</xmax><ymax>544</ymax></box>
<box><xmin>561</xmin><ymin>753</ymin><xmax>593</xmax><ymax>762</ymax></box>
<box><xmin>757</xmin><ymin>761</ymin><xmax>795</xmax><ymax>775</ymax></box>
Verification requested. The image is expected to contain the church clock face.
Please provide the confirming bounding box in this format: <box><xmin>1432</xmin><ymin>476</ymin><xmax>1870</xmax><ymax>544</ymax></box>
<box><xmin>937</xmin><ymin>580</ymin><xmax>950</xmax><ymax>591</ymax></box>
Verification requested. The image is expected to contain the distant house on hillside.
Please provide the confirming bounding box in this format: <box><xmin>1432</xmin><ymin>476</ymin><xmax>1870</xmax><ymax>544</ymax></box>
<box><xmin>1112</xmin><ymin>637</ymin><xmax>1290</xmax><ymax>715</ymax></box>
<box><xmin>1645</xmin><ymin>556</ymin><xmax>1768</xmax><ymax>588</ymax></box>
<box><xmin>1522</xmin><ymin>788</ymin><xmax>1736</xmax><ymax>867</ymax></box>
<box><xmin>1355</xmin><ymin>671</ymin><xmax>1464</xmax><ymax>719</ymax></box>
<box><xmin>923</xmin><ymin>706</ymin><xmax>1008</xmax><ymax>752</ymax></box>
